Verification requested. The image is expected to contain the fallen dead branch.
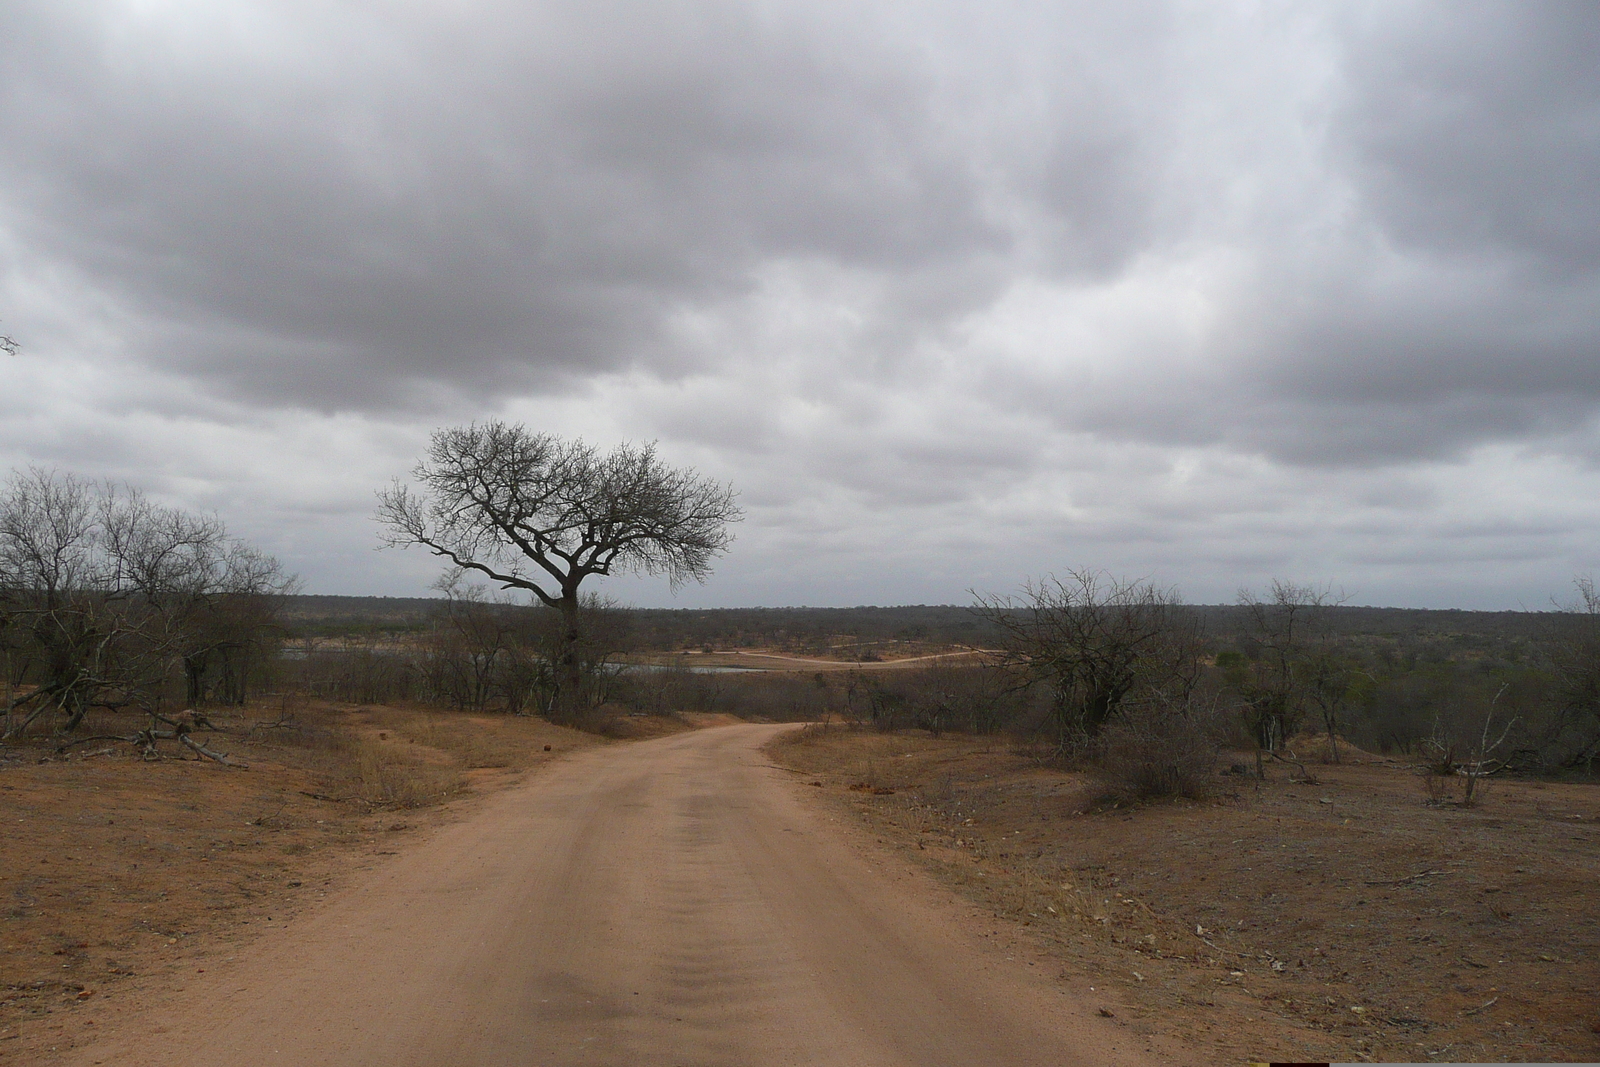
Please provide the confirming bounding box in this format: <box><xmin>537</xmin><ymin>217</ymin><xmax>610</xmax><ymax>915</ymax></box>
<box><xmin>252</xmin><ymin>714</ymin><xmax>301</xmax><ymax>730</ymax></box>
<box><xmin>1269</xmin><ymin>749</ymin><xmax>1318</xmax><ymax>783</ymax></box>
<box><xmin>51</xmin><ymin>712</ymin><xmax>247</xmax><ymax>768</ymax></box>
<box><xmin>1364</xmin><ymin>869</ymin><xmax>1444</xmax><ymax>887</ymax></box>
<box><xmin>178</xmin><ymin>732</ymin><xmax>247</xmax><ymax>768</ymax></box>
<box><xmin>299</xmin><ymin>790</ymin><xmax>362</xmax><ymax>803</ymax></box>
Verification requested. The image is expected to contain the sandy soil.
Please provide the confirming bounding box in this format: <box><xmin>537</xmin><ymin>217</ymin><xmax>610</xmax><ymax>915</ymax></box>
<box><xmin>0</xmin><ymin>702</ymin><xmax>601</xmax><ymax>1063</ymax></box>
<box><xmin>771</xmin><ymin>725</ymin><xmax>1600</xmax><ymax>1064</ymax></box>
<box><xmin>34</xmin><ymin>724</ymin><xmax>1183</xmax><ymax>1067</ymax></box>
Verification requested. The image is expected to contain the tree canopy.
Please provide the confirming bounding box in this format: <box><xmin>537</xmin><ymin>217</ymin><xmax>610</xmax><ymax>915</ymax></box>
<box><xmin>375</xmin><ymin>422</ymin><xmax>741</xmax><ymax>718</ymax></box>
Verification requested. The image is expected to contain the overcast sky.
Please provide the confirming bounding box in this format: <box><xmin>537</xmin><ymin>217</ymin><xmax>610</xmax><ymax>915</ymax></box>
<box><xmin>2</xmin><ymin>1</ymin><xmax>1598</xmax><ymax>609</ymax></box>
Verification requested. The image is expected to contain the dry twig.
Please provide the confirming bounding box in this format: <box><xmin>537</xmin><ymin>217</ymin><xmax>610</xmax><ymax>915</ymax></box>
<box><xmin>1364</xmin><ymin>869</ymin><xmax>1445</xmax><ymax>887</ymax></box>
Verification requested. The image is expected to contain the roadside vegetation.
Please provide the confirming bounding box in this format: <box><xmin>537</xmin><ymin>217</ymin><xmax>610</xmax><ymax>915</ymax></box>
<box><xmin>756</xmin><ymin>569</ymin><xmax>1600</xmax><ymax>1063</ymax></box>
<box><xmin>1</xmin><ymin>468</ymin><xmax>295</xmax><ymax>751</ymax></box>
<box><xmin>771</xmin><ymin>725</ymin><xmax>1600</xmax><ymax>1064</ymax></box>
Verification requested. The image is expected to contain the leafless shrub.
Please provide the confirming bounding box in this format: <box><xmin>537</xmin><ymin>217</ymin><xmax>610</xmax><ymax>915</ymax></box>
<box><xmin>664</xmin><ymin>661</ymin><xmax>1023</xmax><ymax>733</ymax></box>
<box><xmin>1091</xmin><ymin>696</ymin><xmax>1222</xmax><ymax>803</ymax></box>
<box><xmin>614</xmin><ymin>668</ymin><xmax>832</xmax><ymax>722</ymax></box>
<box><xmin>611</xmin><ymin>661</ymin><xmax>735</xmax><ymax>716</ymax></box>
<box><xmin>288</xmin><ymin>644</ymin><xmax>423</xmax><ymax>705</ymax></box>
<box><xmin>1420</xmin><ymin>768</ymin><xmax>1454</xmax><ymax>805</ymax></box>
<box><xmin>853</xmin><ymin>661</ymin><xmax>1021</xmax><ymax>736</ymax></box>
<box><xmin>1419</xmin><ymin>685</ymin><xmax>1519</xmax><ymax>806</ymax></box>
<box><xmin>974</xmin><ymin>570</ymin><xmax>1203</xmax><ymax>743</ymax></box>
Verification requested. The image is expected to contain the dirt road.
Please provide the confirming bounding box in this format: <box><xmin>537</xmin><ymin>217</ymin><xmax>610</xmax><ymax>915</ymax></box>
<box><xmin>63</xmin><ymin>725</ymin><xmax>1166</xmax><ymax>1067</ymax></box>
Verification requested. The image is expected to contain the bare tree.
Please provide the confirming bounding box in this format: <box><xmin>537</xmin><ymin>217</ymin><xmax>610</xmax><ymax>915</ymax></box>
<box><xmin>375</xmin><ymin>422</ymin><xmax>741</xmax><ymax>722</ymax></box>
<box><xmin>1461</xmin><ymin>686</ymin><xmax>1518</xmax><ymax>805</ymax></box>
<box><xmin>973</xmin><ymin>570</ymin><xmax>1202</xmax><ymax>744</ymax></box>
<box><xmin>424</xmin><ymin>573</ymin><xmax>519</xmax><ymax>712</ymax></box>
<box><xmin>1231</xmin><ymin>580</ymin><xmax>1345</xmax><ymax>772</ymax></box>
<box><xmin>0</xmin><ymin>468</ymin><xmax>294</xmax><ymax>737</ymax></box>
<box><xmin>1300</xmin><ymin>627</ymin><xmax>1360</xmax><ymax>764</ymax></box>
<box><xmin>97</xmin><ymin>488</ymin><xmax>295</xmax><ymax>704</ymax></box>
<box><xmin>174</xmin><ymin>544</ymin><xmax>296</xmax><ymax>705</ymax></box>
<box><xmin>1421</xmin><ymin>683</ymin><xmax>1518</xmax><ymax>805</ymax></box>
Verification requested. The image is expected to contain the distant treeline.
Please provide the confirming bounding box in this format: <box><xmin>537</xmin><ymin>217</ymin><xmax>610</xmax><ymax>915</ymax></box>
<box><xmin>282</xmin><ymin>596</ymin><xmax>446</xmax><ymax>635</ymax></box>
<box><xmin>205</xmin><ymin>592</ymin><xmax>1600</xmax><ymax>775</ymax></box>
<box><xmin>282</xmin><ymin>595</ymin><xmax>1561</xmax><ymax>656</ymax></box>
<box><xmin>281</xmin><ymin>597</ymin><xmax>1006</xmax><ymax>653</ymax></box>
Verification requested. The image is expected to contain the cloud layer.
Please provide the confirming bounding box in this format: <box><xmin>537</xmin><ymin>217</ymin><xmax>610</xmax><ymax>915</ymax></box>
<box><xmin>2</xmin><ymin>1</ymin><xmax>1597</xmax><ymax>607</ymax></box>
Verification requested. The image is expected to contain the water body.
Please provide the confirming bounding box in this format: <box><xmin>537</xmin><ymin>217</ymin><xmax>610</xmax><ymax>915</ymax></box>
<box><xmin>618</xmin><ymin>663</ymin><xmax>764</xmax><ymax>675</ymax></box>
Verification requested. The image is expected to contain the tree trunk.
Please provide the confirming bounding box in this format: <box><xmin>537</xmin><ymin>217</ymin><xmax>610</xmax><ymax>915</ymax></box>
<box><xmin>184</xmin><ymin>652</ymin><xmax>207</xmax><ymax>707</ymax></box>
<box><xmin>59</xmin><ymin>689</ymin><xmax>88</xmax><ymax>733</ymax></box>
<box><xmin>554</xmin><ymin>594</ymin><xmax>584</xmax><ymax>724</ymax></box>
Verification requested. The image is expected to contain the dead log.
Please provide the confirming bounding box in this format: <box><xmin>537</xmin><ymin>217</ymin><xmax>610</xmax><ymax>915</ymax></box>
<box><xmin>178</xmin><ymin>732</ymin><xmax>247</xmax><ymax>768</ymax></box>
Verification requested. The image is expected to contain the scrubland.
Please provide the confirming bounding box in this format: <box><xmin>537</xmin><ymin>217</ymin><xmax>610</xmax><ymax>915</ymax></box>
<box><xmin>772</xmin><ymin>723</ymin><xmax>1600</xmax><ymax>1064</ymax></box>
<box><xmin>8</xmin><ymin>585</ymin><xmax>1600</xmax><ymax>1064</ymax></box>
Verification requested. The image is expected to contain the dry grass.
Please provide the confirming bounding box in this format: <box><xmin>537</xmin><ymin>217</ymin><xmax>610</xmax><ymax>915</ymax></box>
<box><xmin>772</xmin><ymin>724</ymin><xmax>1600</xmax><ymax>1065</ymax></box>
<box><xmin>341</xmin><ymin>736</ymin><xmax>464</xmax><ymax>809</ymax></box>
<box><xmin>0</xmin><ymin>698</ymin><xmax>599</xmax><ymax>1062</ymax></box>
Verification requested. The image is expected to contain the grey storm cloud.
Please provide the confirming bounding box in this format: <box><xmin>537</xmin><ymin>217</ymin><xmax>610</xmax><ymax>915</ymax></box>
<box><xmin>1339</xmin><ymin>1</ymin><xmax>1600</xmax><ymax>271</ymax></box>
<box><xmin>1</xmin><ymin>2</ymin><xmax>1017</xmax><ymax>408</ymax></box>
<box><xmin>0</xmin><ymin>3</ymin><xmax>1235</xmax><ymax>403</ymax></box>
<box><xmin>2</xmin><ymin>0</ymin><xmax>1599</xmax><ymax>606</ymax></box>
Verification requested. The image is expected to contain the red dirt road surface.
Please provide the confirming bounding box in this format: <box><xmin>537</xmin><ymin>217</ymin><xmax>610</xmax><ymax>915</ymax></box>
<box><xmin>58</xmin><ymin>724</ymin><xmax>1175</xmax><ymax>1066</ymax></box>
